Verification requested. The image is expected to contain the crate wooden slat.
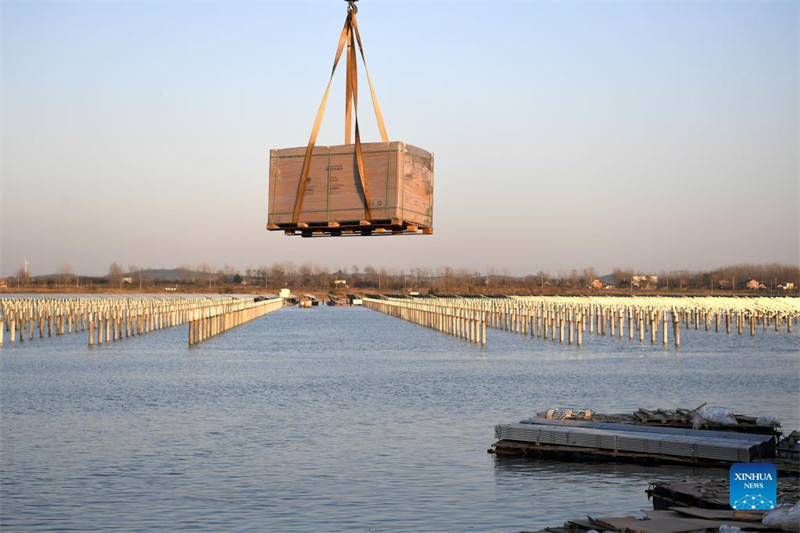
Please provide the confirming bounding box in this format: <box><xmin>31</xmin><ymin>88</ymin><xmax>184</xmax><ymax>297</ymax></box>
<box><xmin>267</xmin><ymin>141</ymin><xmax>433</xmax><ymax>237</ymax></box>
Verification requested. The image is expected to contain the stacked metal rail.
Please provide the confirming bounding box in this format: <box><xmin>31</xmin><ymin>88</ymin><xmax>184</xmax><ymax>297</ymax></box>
<box><xmin>494</xmin><ymin>422</ymin><xmax>775</xmax><ymax>463</ymax></box>
<box><xmin>519</xmin><ymin>417</ymin><xmax>776</xmax><ymax>457</ymax></box>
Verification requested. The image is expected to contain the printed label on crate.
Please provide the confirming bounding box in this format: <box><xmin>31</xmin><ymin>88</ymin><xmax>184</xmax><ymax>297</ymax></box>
<box><xmin>729</xmin><ymin>462</ymin><xmax>776</xmax><ymax>510</ymax></box>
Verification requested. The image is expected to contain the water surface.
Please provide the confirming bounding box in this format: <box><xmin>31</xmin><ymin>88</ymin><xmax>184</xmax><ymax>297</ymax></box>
<box><xmin>2</xmin><ymin>305</ymin><xmax>798</xmax><ymax>531</ymax></box>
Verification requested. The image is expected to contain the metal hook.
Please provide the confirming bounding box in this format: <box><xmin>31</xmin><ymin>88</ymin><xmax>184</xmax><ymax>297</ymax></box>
<box><xmin>346</xmin><ymin>0</ymin><xmax>358</xmax><ymax>14</ymax></box>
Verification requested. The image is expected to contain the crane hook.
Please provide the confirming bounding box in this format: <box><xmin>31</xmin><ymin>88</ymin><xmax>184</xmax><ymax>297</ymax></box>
<box><xmin>346</xmin><ymin>0</ymin><xmax>358</xmax><ymax>14</ymax></box>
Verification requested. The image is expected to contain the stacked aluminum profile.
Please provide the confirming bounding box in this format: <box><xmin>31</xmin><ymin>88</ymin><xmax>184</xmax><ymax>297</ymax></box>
<box><xmin>495</xmin><ymin>422</ymin><xmax>774</xmax><ymax>463</ymax></box>
<box><xmin>519</xmin><ymin>417</ymin><xmax>776</xmax><ymax>458</ymax></box>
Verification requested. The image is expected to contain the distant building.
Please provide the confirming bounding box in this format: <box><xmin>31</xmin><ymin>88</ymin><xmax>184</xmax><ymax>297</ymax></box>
<box><xmin>777</xmin><ymin>282</ymin><xmax>795</xmax><ymax>290</ymax></box>
<box><xmin>279</xmin><ymin>288</ymin><xmax>291</xmax><ymax>298</ymax></box>
<box><xmin>590</xmin><ymin>279</ymin><xmax>604</xmax><ymax>290</ymax></box>
<box><xmin>121</xmin><ymin>277</ymin><xmax>133</xmax><ymax>284</ymax></box>
<box><xmin>631</xmin><ymin>275</ymin><xmax>658</xmax><ymax>290</ymax></box>
<box><xmin>334</xmin><ymin>279</ymin><xmax>348</xmax><ymax>287</ymax></box>
<box><xmin>745</xmin><ymin>279</ymin><xmax>766</xmax><ymax>290</ymax></box>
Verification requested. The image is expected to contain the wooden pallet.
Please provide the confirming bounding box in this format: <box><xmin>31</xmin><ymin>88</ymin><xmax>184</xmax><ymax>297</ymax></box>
<box><xmin>266</xmin><ymin>218</ymin><xmax>433</xmax><ymax>238</ymax></box>
<box><xmin>634</xmin><ymin>409</ymin><xmax>689</xmax><ymax>426</ymax></box>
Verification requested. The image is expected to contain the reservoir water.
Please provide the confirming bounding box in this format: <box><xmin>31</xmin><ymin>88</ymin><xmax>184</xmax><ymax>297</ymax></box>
<box><xmin>2</xmin><ymin>305</ymin><xmax>799</xmax><ymax>531</ymax></box>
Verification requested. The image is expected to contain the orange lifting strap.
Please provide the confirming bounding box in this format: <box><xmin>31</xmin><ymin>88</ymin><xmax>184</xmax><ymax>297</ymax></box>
<box><xmin>291</xmin><ymin>0</ymin><xmax>389</xmax><ymax>225</ymax></box>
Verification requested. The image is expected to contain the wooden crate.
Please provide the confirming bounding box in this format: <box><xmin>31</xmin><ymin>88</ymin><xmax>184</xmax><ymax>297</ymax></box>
<box><xmin>267</xmin><ymin>141</ymin><xmax>433</xmax><ymax>237</ymax></box>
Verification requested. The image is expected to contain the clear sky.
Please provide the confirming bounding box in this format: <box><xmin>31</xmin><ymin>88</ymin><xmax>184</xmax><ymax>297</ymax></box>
<box><xmin>2</xmin><ymin>0</ymin><xmax>797</xmax><ymax>277</ymax></box>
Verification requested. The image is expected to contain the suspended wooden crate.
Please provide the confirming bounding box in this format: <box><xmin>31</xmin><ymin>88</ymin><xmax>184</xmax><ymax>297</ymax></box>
<box><xmin>266</xmin><ymin>1</ymin><xmax>434</xmax><ymax>238</ymax></box>
<box><xmin>267</xmin><ymin>141</ymin><xmax>433</xmax><ymax>237</ymax></box>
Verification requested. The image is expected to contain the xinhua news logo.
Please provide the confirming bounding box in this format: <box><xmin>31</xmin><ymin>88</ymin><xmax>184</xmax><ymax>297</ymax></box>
<box><xmin>729</xmin><ymin>463</ymin><xmax>777</xmax><ymax>510</ymax></box>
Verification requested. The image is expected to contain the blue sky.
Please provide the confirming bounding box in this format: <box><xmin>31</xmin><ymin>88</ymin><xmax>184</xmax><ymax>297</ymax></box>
<box><xmin>2</xmin><ymin>0</ymin><xmax>797</xmax><ymax>276</ymax></box>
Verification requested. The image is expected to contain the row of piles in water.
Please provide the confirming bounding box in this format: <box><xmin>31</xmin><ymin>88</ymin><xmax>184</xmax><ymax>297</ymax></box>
<box><xmin>0</xmin><ymin>296</ymin><xmax>283</xmax><ymax>346</ymax></box>
<box><xmin>363</xmin><ymin>297</ymin><xmax>487</xmax><ymax>345</ymax></box>
<box><xmin>188</xmin><ymin>297</ymin><xmax>282</xmax><ymax>345</ymax></box>
<box><xmin>364</xmin><ymin>295</ymin><xmax>800</xmax><ymax>347</ymax></box>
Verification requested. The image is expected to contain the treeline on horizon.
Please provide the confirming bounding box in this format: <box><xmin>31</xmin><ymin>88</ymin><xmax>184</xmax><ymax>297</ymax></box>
<box><xmin>6</xmin><ymin>262</ymin><xmax>799</xmax><ymax>294</ymax></box>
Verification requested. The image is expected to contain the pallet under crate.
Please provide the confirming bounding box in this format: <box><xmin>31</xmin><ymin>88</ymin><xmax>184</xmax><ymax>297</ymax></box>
<box><xmin>267</xmin><ymin>141</ymin><xmax>434</xmax><ymax>237</ymax></box>
<box><xmin>270</xmin><ymin>218</ymin><xmax>434</xmax><ymax>237</ymax></box>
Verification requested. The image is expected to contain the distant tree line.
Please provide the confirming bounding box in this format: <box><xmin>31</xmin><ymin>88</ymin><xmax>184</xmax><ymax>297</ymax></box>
<box><xmin>5</xmin><ymin>262</ymin><xmax>798</xmax><ymax>295</ymax></box>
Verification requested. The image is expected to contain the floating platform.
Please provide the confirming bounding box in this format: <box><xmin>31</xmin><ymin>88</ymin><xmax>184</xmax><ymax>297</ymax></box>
<box><xmin>538</xmin><ymin>507</ymin><xmax>778</xmax><ymax>533</ymax></box>
<box><xmin>647</xmin><ymin>478</ymin><xmax>800</xmax><ymax>510</ymax></box>
<box><xmin>530</xmin><ymin>480</ymin><xmax>799</xmax><ymax>533</ymax></box>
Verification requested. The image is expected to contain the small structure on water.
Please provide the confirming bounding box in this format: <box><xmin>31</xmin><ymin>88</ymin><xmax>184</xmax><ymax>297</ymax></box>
<box><xmin>346</xmin><ymin>294</ymin><xmax>363</xmax><ymax>306</ymax></box>
<box><xmin>298</xmin><ymin>295</ymin><xmax>319</xmax><ymax>308</ymax></box>
<box><xmin>327</xmin><ymin>294</ymin><xmax>349</xmax><ymax>307</ymax></box>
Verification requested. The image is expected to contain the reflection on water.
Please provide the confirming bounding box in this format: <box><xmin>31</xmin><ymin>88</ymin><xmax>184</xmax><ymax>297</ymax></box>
<box><xmin>493</xmin><ymin>456</ymin><xmax>723</xmax><ymax>517</ymax></box>
<box><xmin>1</xmin><ymin>306</ymin><xmax>798</xmax><ymax>531</ymax></box>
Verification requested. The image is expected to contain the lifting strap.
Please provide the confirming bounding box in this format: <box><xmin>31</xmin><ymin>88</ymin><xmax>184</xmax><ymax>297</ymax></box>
<box><xmin>291</xmin><ymin>2</ymin><xmax>388</xmax><ymax>225</ymax></box>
